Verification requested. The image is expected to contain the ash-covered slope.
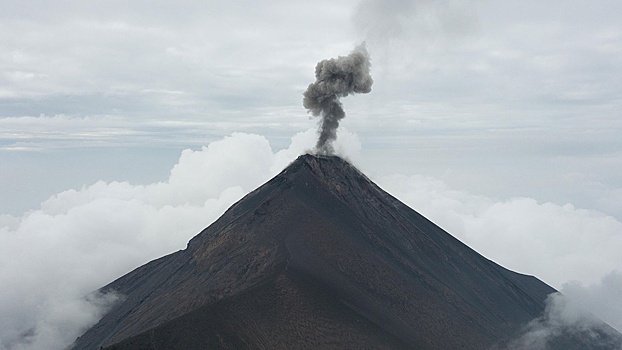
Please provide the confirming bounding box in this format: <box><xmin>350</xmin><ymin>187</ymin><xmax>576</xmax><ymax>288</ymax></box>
<box><xmin>73</xmin><ymin>155</ymin><xmax>620</xmax><ymax>349</ymax></box>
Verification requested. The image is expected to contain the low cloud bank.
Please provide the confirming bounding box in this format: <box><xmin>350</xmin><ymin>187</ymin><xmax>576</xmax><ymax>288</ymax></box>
<box><xmin>559</xmin><ymin>271</ymin><xmax>622</xmax><ymax>336</ymax></box>
<box><xmin>376</xmin><ymin>174</ymin><xmax>622</xmax><ymax>338</ymax></box>
<box><xmin>377</xmin><ymin>174</ymin><xmax>622</xmax><ymax>288</ymax></box>
<box><xmin>504</xmin><ymin>292</ymin><xmax>622</xmax><ymax>349</ymax></box>
<box><xmin>1</xmin><ymin>129</ymin><xmax>621</xmax><ymax>349</ymax></box>
<box><xmin>0</xmin><ymin>129</ymin><xmax>361</xmax><ymax>350</ymax></box>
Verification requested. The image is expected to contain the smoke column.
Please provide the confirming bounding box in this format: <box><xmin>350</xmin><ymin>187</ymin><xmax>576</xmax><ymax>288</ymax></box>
<box><xmin>303</xmin><ymin>43</ymin><xmax>373</xmax><ymax>155</ymax></box>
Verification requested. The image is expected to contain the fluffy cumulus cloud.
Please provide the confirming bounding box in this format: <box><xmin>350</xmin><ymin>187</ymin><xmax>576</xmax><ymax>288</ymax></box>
<box><xmin>375</xmin><ymin>173</ymin><xmax>622</xmax><ymax>334</ymax></box>
<box><xmin>560</xmin><ymin>271</ymin><xmax>622</xmax><ymax>335</ymax></box>
<box><xmin>504</xmin><ymin>292</ymin><xmax>622</xmax><ymax>349</ymax></box>
<box><xmin>501</xmin><ymin>293</ymin><xmax>622</xmax><ymax>350</ymax></box>
<box><xmin>0</xmin><ymin>130</ymin><xmax>361</xmax><ymax>350</ymax></box>
<box><xmin>376</xmin><ymin>174</ymin><xmax>622</xmax><ymax>288</ymax></box>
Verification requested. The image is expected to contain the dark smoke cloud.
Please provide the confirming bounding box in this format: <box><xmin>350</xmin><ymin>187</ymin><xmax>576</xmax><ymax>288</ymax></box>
<box><xmin>303</xmin><ymin>44</ymin><xmax>373</xmax><ymax>155</ymax></box>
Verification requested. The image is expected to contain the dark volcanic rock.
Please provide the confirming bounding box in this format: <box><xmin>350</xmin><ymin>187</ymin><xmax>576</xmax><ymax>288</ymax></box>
<box><xmin>73</xmin><ymin>154</ymin><xmax>621</xmax><ymax>349</ymax></box>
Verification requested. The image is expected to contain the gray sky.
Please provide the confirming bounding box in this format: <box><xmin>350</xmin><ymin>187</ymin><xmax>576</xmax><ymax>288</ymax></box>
<box><xmin>1</xmin><ymin>1</ymin><xmax>621</xmax><ymax>349</ymax></box>
<box><xmin>1</xmin><ymin>0</ymin><xmax>620</xmax><ymax>217</ymax></box>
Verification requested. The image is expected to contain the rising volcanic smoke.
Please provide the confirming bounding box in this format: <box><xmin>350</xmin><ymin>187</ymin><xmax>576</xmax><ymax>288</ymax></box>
<box><xmin>303</xmin><ymin>43</ymin><xmax>373</xmax><ymax>155</ymax></box>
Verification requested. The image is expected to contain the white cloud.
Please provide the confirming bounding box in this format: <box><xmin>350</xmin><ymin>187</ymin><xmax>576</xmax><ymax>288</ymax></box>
<box><xmin>1</xmin><ymin>0</ymin><xmax>621</xmax><ymax>224</ymax></box>
<box><xmin>375</xmin><ymin>172</ymin><xmax>622</xmax><ymax>336</ymax></box>
<box><xmin>376</xmin><ymin>174</ymin><xmax>622</xmax><ymax>288</ymax></box>
<box><xmin>0</xmin><ymin>130</ymin><xmax>362</xmax><ymax>350</ymax></box>
<box><xmin>4</xmin><ymin>292</ymin><xmax>120</xmax><ymax>350</ymax></box>
<box><xmin>561</xmin><ymin>271</ymin><xmax>622</xmax><ymax>333</ymax></box>
<box><xmin>1</xmin><ymin>130</ymin><xmax>620</xmax><ymax>349</ymax></box>
<box><xmin>504</xmin><ymin>292</ymin><xmax>622</xmax><ymax>349</ymax></box>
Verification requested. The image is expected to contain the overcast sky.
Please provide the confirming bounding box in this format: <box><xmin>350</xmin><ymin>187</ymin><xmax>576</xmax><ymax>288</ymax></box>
<box><xmin>1</xmin><ymin>1</ymin><xmax>621</xmax><ymax>349</ymax></box>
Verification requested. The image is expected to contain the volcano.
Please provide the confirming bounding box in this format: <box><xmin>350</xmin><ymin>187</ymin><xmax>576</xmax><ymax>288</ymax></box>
<box><xmin>73</xmin><ymin>154</ymin><xmax>621</xmax><ymax>349</ymax></box>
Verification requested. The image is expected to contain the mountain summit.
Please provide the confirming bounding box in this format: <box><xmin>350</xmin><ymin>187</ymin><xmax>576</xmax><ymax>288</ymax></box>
<box><xmin>74</xmin><ymin>154</ymin><xmax>621</xmax><ymax>349</ymax></box>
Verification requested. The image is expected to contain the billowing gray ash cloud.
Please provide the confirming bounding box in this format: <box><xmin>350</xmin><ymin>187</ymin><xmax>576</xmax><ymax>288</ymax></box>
<box><xmin>303</xmin><ymin>43</ymin><xmax>373</xmax><ymax>155</ymax></box>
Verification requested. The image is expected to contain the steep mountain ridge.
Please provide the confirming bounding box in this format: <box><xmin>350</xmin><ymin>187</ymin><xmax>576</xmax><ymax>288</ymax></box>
<box><xmin>73</xmin><ymin>154</ymin><xmax>621</xmax><ymax>349</ymax></box>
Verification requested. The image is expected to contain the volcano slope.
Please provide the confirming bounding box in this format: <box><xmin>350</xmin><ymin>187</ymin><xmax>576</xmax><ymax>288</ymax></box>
<box><xmin>73</xmin><ymin>154</ymin><xmax>621</xmax><ymax>349</ymax></box>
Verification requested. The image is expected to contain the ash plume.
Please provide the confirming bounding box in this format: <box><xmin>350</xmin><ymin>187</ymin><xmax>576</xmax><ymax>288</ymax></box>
<box><xmin>303</xmin><ymin>43</ymin><xmax>373</xmax><ymax>155</ymax></box>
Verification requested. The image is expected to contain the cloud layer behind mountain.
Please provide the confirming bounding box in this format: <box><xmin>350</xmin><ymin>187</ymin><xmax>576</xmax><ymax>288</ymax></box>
<box><xmin>1</xmin><ymin>131</ymin><xmax>621</xmax><ymax>350</ymax></box>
